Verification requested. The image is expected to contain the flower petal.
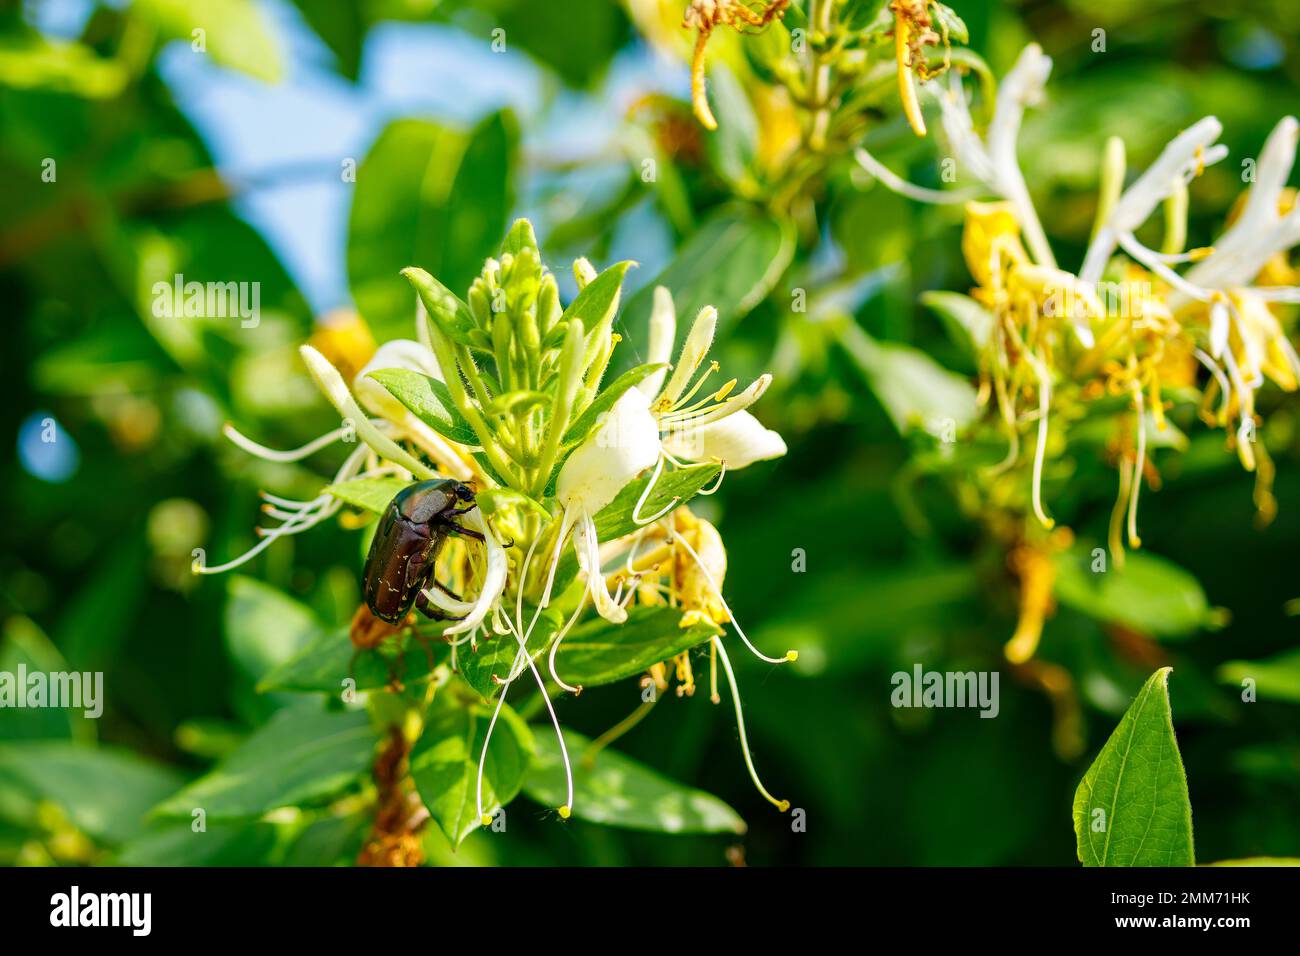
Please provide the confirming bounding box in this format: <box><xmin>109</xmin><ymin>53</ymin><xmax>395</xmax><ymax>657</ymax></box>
<box><xmin>663</xmin><ymin>409</ymin><xmax>786</xmax><ymax>469</ymax></box>
<box><xmin>440</xmin><ymin>507</ymin><xmax>507</xmax><ymax>636</ymax></box>
<box><xmin>638</xmin><ymin>286</ymin><xmax>677</xmax><ymax>398</ymax></box>
<box><xmin>660</xmin><ymin>306</ymin><xmax>717</xmax><ymax>405</ymax></box>
<box><xmin>573</xmin><ymin>512</ymin><xmax>626</xmax><ymax>623</ymax></box>
<box><xmin>557</xmin><ymin>387</ymin><xmax>661</xmax><ymax>516</ymax></box>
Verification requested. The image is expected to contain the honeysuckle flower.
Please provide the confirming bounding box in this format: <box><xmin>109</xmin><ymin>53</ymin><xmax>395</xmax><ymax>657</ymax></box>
<box><xmin>857</xmin><ymin>43</ymin><xmax>1059</xmax><ymax>282</ymax></box>
<box><xmin>860</xmin><ymin>41</ymin><xmax>1300</xmax><ymax>548</ymax></box>
<box><xmin>547</xmin><ymin>386</ymin><xmax>662</xmax><ymax>624</ymax></box>
<box><xmin>594</xmin><ymin>506</ymin><xmax>792</xmax><ymax>811</ymax></box>
<box><xmin>636</xmin><ymin>286</ymin><xmax>786</xmax><ymax>511</ymax></box>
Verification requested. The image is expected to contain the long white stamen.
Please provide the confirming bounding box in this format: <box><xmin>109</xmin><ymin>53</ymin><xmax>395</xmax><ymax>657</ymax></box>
<box><xmin>631</xmin><ymin>454</ymin><xmax>679</xmax><ymax>525</ymax></box>
<box><xmin>669</xmin><ymin>529</ymin><xmax>796</xmax><ymax>665</ymax></box>
<box><xmin>475</xmin><ymin>640</ymin><xmax>527</xmax><ymax>826</ymax></box>
<box><xmin>223</xmin><ymin>423</ymin><xmax>348</xmax><ymax>462</ymax></box>
<box><xmin>546</xmin><ymin>591</ymin><xmax>590</xmax><ymax>695</ymax></box>
<box><xmin>854</xmin><ymin>146</ymin><xmax>982</xmax><ymax>204</ymax></box>
<box><xmin>712</xmin><ymin>636</ymin><xmax>789</xmax><ymax>813</ymax></box>
<box><xmin>500</xmin><ymin>613</ymin><xmax>574</xmax><ymax>818</ymax></box>
<box><xmin>1194</xmin><ymin>348</ymin><xmax>1232</xmax><ymax>423</ymax></box>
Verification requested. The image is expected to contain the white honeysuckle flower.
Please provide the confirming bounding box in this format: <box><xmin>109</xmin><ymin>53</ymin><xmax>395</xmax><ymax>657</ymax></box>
<box><xmin>1081</xmin><ymin>116</ymin><xmax>1229</xmax><ymax>288</ymax></box>
<box><xmin>856</xmin><ymin>44</ymin><xmax>1058</xmax><ymax>272</ymax></box>
<box><xmin>637</xmin><ymin>287</ymin><xmax>786</xmax><ymax>487</ymax></box>
<box><xmin>1179</xmin><ymin>116</ymin><xmax>1300</xmax><ymax>297</ymax></box>
<box><xmin>548</xmin><ymin>386</ymin><xmax>662</xmax><ymax>624</ymax></box>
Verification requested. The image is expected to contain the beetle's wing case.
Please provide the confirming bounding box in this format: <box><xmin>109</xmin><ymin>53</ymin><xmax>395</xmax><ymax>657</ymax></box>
<box><xmin>363</xmin><ymin>497</ymin><xmax>425</xmax><ymax>622</ymax></box>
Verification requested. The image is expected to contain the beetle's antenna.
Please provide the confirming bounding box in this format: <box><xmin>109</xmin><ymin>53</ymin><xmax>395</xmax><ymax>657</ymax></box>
<box><xmin>713</xmin><ymin>635</ymin><xmax>790</xmax><ymax>813</ymax></box>
<box><xmin>668</xmin><ymin>527</ymin><xmax>797</xmax><ymax>665</ymax></box>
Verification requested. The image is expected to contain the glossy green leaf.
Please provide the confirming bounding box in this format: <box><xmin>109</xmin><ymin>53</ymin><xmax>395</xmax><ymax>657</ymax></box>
<box><xmin>840</xmin><ymin>323</ymin><xmax>979</xmax><ymax>435</ymax></box>
<box><xmin>553</xmin><ymin>606</ymin><xmax>719</xmax><ymax>689</ymax></box>
<box><xmin>1073</xmin><ymin>668</ymin><xmax>1195</xmax><ymax>866</ymax></box>
<box><xmin>325</xmin><ymin>476</ymin><xmax>409</xmax><ymax>514</ymax></box>
<box><xmin>409</xmin><ymin>701</ymin><xmax>534</xmax><ymax>848</ymax></box>
<box><xmin>257</xmin><ymin>625</ymin><xmax>448</xmax><ymax>694</ymax></box>
<box><xmin>459</xmin><ymin>610</ymin><xmax>562</xmax><ymax>701</ymax></box>
<box><xmin>135</xmin><ymin>0</ymin><xmax>282</xmax><ymax>82</ymax></box>
<box><xmin>153</xmin><ymin>704</ymin><xmax>377</xmax><ymax>821</ymax></box>
<box><xmin>921</xmin><ymin>290</ymin><xmax>994</xmax><ymax>356</ymax></box>
<box><xmin>562</xmin><ymin>362</ymin><xmax>667</xmax><ymax>448</ymax></box>
<box><xmin>0</xmin><ymin>742</ymin><xmax>182</xmax><ymax>845</ymax></box>
<box><xmin>561</xmin><ymin>260</ymin><xmax>634</xmax><ymax>331</ymax></box>
<box><xmin>1217</xmin><ymin>648</ymin><xmax>1300</xmax><ymax>705</ymax></box>
<box><xmin>348</xmin><ymin>111</ymin><xmax>518</xmax><ymax>339</ymax></box>
<box><xmin>1054</xmin><ymin>549</ymin><xmax>1214</xmax><ymax>639</ymax></box>
<box><xmin>523</xmin><ymin>730</ymin><xmax>746</xmax><ymax>834</ymax></box>
<box><xmin>224</xmin><ymin>576</ymin><xmax>323</xmax><ymax>683</ymax></box>
<box><xmin>366</xmin><ymin>367</ymin><xmax>479</xmax><ymax>445</ymax></box>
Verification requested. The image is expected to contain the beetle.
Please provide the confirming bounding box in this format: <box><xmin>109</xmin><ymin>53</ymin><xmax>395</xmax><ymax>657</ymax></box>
<box><xmin>362</xmin><ymin>479</ymin><xmax>482</xmax><ymax>625</ymax></box>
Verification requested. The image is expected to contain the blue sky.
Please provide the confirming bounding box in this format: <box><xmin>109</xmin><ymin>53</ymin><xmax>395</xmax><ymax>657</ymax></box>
<box><xmin>28</xmin><ymin>0</ymin><xmax>696</xmax><ymax>314</ymax></box>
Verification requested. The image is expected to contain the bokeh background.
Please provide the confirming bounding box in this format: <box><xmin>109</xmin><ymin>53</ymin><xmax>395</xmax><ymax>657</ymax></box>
<box><xmin>3</xmin><ymin>0</ymin><xmax>1300</xmax><ymax>866</ymax></box>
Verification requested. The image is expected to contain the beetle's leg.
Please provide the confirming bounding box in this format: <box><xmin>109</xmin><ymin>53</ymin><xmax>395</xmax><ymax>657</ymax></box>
<box><xmin>415</xmin><ymin>589</ymin><xmax>465</xmax><ymax>621</ymax></box>
<box><xmin>446</xmin><ymin>524</ymin><xmax>486</xmax><ymax>543</ymax></box>
<box><xmin>432</xmin><ymin>579</ymin><xmax>463</xmax><ymax>602</ymax></box>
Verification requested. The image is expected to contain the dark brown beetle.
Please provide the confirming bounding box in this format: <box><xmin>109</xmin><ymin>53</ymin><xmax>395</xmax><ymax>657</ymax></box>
<box><xmin>362</xmin><ymin>479</ymin><xmax>481</xmax><ymax>624</ymax></box>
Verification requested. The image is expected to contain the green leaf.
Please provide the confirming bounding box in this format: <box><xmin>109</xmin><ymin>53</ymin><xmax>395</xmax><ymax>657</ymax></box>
<box><xmin>224</xmin><ymin>576</ymin><xmax>323</xmax><ymax>684</ymax></box>
<box><xmin>523</xmin><ymin>730</ymin><xmax>746</xmax><ymax>835</ymax></box>
<box><xmin>921</xmin><ymin>291</ymin><xmax>994</xmax><ymax>357</ymax></box>
<box><xmin>1054</xmin><ymin>548</ymin><xmax>1214</xmax><ymax>639</ymax></box>
<box><xmin>257</xmin><ymin>625</ymin><xmax>448</xmax><ymax>694</ymax></box>
<box><xmin>1217</xmin><ymin>648</ymin><xmax>1300</xmax><ymax>704</ymax></box>
<box><xmin>348</xmin><ymin>111</ymin><xmax>518</xmax><ymax>339</ymax></box>
<box><xmin>459</xmin><ymin>610</ymin><xmax>562</xmax><ymax>701</ymax></box>
<box><xmin>153</xmin><ymin>704</ymin><xmax>377</xmax><ymax>821</ymax></box>
<box><xmin>840</xmin><ymin>323</ymin><xmax>979</xmax><ymax>435</ymax></box>
<box><xmin>562</xmin><ymin>362</ymin><xmax>668</xmax><ymax>448</ymax></box>
<box><xmin>616</xmin><ymin>206</ymin><xmax>793</xmax><ymax>368</ymax></box>
<box><xmin>114</xmin><ymin>820</ymin><xmax>279</xmax><ymax>866</ymax></box>
<box><xmin>705</xmin><ymin>65</ymin><xmax>760</xmax><ymax>196</ymax></box>
<box><xmin>366</xmin><ymin>368</ymin><xmax>478</xmax><ymax>445</ymax></box>
<box><xmin>554</xmin><ymin>606</ymin><xmax>720</xmax><ymax>689</ymax></box>
<box><xmin>409</xmin><ymin>701</ymin><xmax>534</xmax><ymax>848</ymax></box>
<box><xmin>0</xmin><ymin>617</ymin><xmax>92</xmax><ymax>742</ymax></box>
<box><xmin>135</xmin><ymin>0</ymin><xmax>282</xmax><ymax>82</ymax></box>
<box><xmin>0</xmin><ymin>743</ymin><xmax>182</xmax><ymax>845</ymax></box>
<box><xmin>1073</xmin><ymin>667</ymin><xmax>1195</xmax><ymax>867</ymax></box>
<box><xmin>562</xmin><ymin>260</ymin><xmax>634</xmax><ymax>332</ymax></box>
<box><xmin>552</xmin><ymin>463</ymin><xmax>721</xmax><ymax>590</ymax></box>
<box><xmin>325</xmin><ymin>476</ymin><xmax>409</xmax><ymax>514</ymax></box>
